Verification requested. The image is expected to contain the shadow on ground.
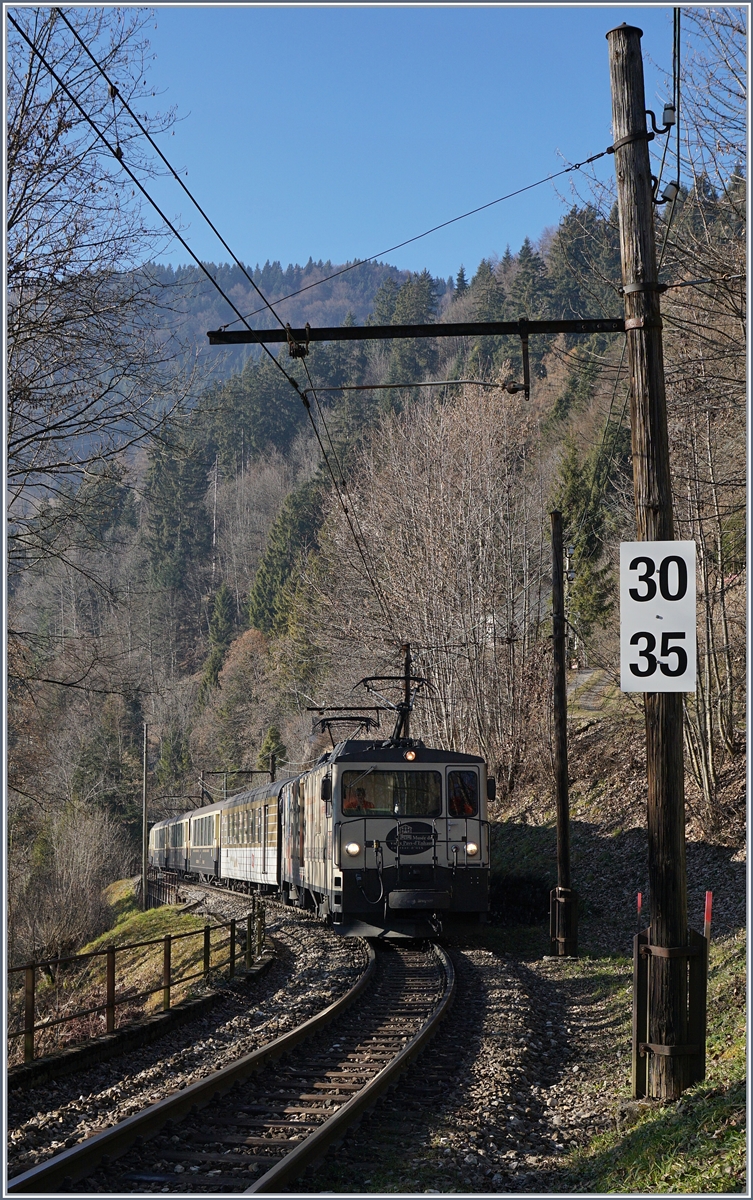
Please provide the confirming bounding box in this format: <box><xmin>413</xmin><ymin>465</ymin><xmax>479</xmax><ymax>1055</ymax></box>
<box><xmin>490</xmin><ymin>820</ymin><xmax>745</xmax><ymax>956</ymax></box>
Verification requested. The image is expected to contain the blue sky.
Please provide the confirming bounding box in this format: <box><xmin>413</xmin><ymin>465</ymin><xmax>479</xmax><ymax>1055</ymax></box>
<box><xmin>143</xmin><ymin>5</ymin><xmax>678</xmax><ymax>280</ymax></box>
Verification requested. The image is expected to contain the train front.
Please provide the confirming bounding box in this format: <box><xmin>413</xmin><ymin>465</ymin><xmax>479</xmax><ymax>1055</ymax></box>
<box><xmin>330</xmin><ymin>742</ymin><xmax>491</xmax><ymax>938</ymax></box>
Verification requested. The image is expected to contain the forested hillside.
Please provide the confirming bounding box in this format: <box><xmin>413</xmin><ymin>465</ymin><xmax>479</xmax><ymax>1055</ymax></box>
<box><xmin>8</xmin><ymin>6</ymin><xmax>745</xmax><ymax>965</ymax></box>
<box><xmin>147</xmin><ymin>258</ymin><xmax>439</xmax><ymax>383</ymax></box>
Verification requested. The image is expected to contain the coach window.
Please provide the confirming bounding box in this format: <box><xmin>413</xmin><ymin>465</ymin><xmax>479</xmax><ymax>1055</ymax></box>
<box><xmin>447</xmin><ymin>771</ymin><xmax>478</xmax><ymax>817</ymax></box>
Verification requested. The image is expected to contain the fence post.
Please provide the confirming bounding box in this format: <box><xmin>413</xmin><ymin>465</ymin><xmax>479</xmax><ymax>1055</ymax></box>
<box><xmin>255</xmin><ymin>902</ymin><xmax>265</xmax><ymax>958</ymax></box>
<box><xmin>106</xmin><ymin>946</ymin><xmax>116</xmax><ymax>1034</ymax></box>
<box><xmin>229</xmin><ymin>919</ymin><xmax>236</xmax><ymax>980</ymax></box>
<box><xmin>246</xmin><ymin>913</ymin><xmax>253</xmax><ymax>970</ymax></box>
<box><xmin>163</xmin><ymin>934</ymin><xmax>171</xmax><ymax>1011</ymax></box>
<box><xmin>203</xmin><ymin>924</ymin><xmax>211</xmax><ymax>976</ymax></box>
<box><xmin>24</xmin><ymin>966</ymin><xmax>35</xmax><ymax>1064</ymax></box>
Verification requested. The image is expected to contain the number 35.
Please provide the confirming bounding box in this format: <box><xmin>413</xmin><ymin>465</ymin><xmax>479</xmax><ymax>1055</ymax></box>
<box><xmin>629</xmin><ymin>631</ymin><xmax>688</xmax><ymax>677</ymax></box>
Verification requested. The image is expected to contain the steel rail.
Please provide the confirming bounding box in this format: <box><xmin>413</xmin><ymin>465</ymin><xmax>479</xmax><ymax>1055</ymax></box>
<box><xmin>246</xmin><ymin>942</ymin><xmax>455</xmax><ymax>1193</ymax></box>
<box><xmin>6</xmin><ymin>942</ymin><xmax>376</xmax><ymax>1194</ymax></box>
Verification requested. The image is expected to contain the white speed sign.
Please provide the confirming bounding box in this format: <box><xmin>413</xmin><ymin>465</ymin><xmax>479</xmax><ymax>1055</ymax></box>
<box><xmin>620</xmin><ymin>541</ymin><xmax>696</xmax><ymax>692</ymax></box>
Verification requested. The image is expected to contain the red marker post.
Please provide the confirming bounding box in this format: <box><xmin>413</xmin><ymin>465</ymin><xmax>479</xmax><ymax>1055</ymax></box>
<box><xmin>704</xmin><ymin>891</ymin><xmax>713</xmax><ymax>943</ymax></box>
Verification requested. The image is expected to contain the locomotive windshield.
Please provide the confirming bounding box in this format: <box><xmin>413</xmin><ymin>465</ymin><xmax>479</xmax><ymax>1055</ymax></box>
<box><xmin>342</xmin><ymin>770</ymin><xmax>441</xmax><ymax>817</ymax></box>
<box><xmin>448</xmin><ymin>770</ymin><xmax>479</xmax><ymax>816</ymax></box>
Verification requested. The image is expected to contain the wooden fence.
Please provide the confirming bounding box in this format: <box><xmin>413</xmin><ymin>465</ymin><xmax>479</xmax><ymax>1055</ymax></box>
<box><xmin>7</xmin><ymin>901</ymin><xmax>266</xmax><ymax>1064</ymax></box>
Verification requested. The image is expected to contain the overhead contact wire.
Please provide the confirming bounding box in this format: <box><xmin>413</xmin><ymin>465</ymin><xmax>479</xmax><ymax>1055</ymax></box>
<box><xmin>14</xmin><ymin>14</ymin><xmax>397</xmax><ymax>640</ymax></box>
<box><xmin>56</xmin><ymin>5</ymin><xmax>397</xmax><ymax>631</ymax></box>
<box><xmin>8</xmin><ymin>16</ymin><xmax>304</xmax><ymax>396</ymax></box>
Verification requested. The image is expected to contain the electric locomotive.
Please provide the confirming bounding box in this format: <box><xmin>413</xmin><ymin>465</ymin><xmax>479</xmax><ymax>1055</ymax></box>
<box><xmin>148</xmin><ymin>649</ymin><xmax>493</xmax><ymax>936</ymax></box>
<box><xmin>281</xmin><ymin>736</ymin><xmax>491</xmax><ymax>937</ymax></box>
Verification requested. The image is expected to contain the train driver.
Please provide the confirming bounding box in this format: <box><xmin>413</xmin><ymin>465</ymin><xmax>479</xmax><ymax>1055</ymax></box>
<box><xmin>343</xmin><ymin>785</ymin><xmax>373</xmax><ymax>812</ymax></box>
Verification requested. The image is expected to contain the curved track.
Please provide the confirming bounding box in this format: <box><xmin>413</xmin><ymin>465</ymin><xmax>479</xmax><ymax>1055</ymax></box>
<box><xmin>8</xmin><ymin>941</ymin><xmax>454</xmax><ymax>1194</ymax></box>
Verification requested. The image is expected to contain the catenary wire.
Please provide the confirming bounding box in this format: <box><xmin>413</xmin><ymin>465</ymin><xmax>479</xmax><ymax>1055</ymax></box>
<box><xmin>7</xmin><ymin>15</ymin><xmax>304</xmax><ymax>397</ymax></box>
<box><xmin>13</xmin><ymin>14</ymin><xmax>397</xmax><ymax>641</ymax></box>
<box><xmin>54</xmin><ymin>6</ymin><xmax>290</xmax><ymax>337</ymax></box>
<box><xmin>55</xmin><ymin>3</ymin><xmax>612</xmax><ymax>337</ymax></box>
<box><xmin>50</xmin><ymin>14</ymin><xmax>395</xmax><ymax>635</ymax></box>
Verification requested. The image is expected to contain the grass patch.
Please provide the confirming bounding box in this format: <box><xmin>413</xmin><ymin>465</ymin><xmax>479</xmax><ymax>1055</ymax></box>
<box><xmin>562</xmin><ymin>931</ymin><xmax>746</xmax><ymax>1193</ymax></box>
<box><xmin>8</xmin><ymin>879</ymin><xmax>251</xmax><ymax>1066</ymax></box>
<box><xmin>102</xmin><ymin>876</ymin><xmax>141</xmax><ymax>924</ymax></box>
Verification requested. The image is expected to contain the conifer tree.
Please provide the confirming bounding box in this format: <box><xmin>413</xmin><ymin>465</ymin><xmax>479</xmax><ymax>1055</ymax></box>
<box><xmin>504</xmin><ymin>238</ymin><xmax>552</xmax><ymax>377</ymax></box>
<box><xmin>144</xmin><ymin>433</ymin><xmax>212</xmax><ymax>591</ymax></box>
<box><xmin>387</xmin><ymin>270</ymin><xmax>439</xmax><ymax>387</ymax></box>
<box><xmin>256</xmin><ymin>725</ymin><xmax>287</xmax><ymax>773</ymax></box>
<box><xmin>454</xmin><ymin>264</ymin><xmax>468</xmax><ymax>298</ymax></box>
<box><xmin>198</xmin><ymin>582</ymin><xmax>234</xmax><ymax>701</ymax></box>
<box><xmin>248</xmin><ymin>479</ymin><xmax>324</xmax><ymax>635</ymax></box>
<box><xmin>505</xmin><ymin>237</ymin><xmax>549</xmax><ymax>318</ymax></box>
<box><xmin>465</xmin><ymin>260</ymin><xmax>506</xmax><ymax>374</ymax></box>
<box><xmin>367</xmin><ymin>278</ymin><xmax>400</xmax><ymax>326</ymax></box>
<box><xmin>553</xmin><ymin>422</ymin><xmax>629</xmax><ymax>638</ymax></box>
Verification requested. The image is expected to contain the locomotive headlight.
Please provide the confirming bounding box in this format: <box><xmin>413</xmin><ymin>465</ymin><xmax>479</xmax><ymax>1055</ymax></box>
<box><xmin>404</xmin><ymin>749</ymin><xmax>416</xmax><ymax>761</ymax></box>
<box><xmin>345</xmin><ymin>842</ymin><xmax>361</xmax><ymax>857</ymax></box>
<box><xmin>466</xmin><ymin>842</ymin><xmax>479</xmax><ymax>857</ymax></box>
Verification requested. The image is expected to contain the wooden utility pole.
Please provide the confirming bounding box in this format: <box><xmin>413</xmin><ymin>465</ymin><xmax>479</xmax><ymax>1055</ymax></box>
<box><xmin>549</xmin><ymin>511</ymin><xmax>577</xmax><ymax>956</ymax></box>
<box><xmin>607</xmin><ymin>22</ymin><xmax>688</xmax><ymax>1099</ymax></box>
<box><xmin>141</xmin><ymin>723</ymin><xmax>148</xmax><ymax>912</ymax></box>
<box><xmin>402</xmin><ymin>643</ymin><xmax>412</xmax><ymax>741</ymax></box>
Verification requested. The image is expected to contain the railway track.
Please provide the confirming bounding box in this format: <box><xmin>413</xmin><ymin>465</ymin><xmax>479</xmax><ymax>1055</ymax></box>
<box><xmin>8</xmin><ymin>940</ymin><xmax>454</xmax><ymax>1194</ymax></box>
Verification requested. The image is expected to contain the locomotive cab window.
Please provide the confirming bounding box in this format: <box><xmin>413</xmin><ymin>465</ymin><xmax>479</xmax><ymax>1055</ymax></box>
<box><xmin>448</xmin><ymin>770</ymin><xmax>479</xmax><ymax>817</ymax></box>
<box><xmin>341</xmin><ymin>770</ymin><xmax>441</xmax><ymax>817</ymax></box>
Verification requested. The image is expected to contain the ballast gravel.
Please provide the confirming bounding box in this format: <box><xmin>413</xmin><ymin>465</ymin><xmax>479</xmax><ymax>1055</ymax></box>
<box><xmin>299</xmin><ymin>945</ymin><xmax>624</xmax><ymax>1194</ymax></box>
<box><xmin>7</xmin><ymin>895</ymin><xmax>367</xmax><ymax>1181</ymax></box>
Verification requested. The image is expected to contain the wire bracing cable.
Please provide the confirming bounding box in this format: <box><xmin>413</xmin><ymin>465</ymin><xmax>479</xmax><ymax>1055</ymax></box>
<box><xmin>222</xmin><ymin>148</ymin><xmax>614</xmax><ymax>329</ymax></box>
<box><xmin>658</xmin><ymin>8</ymin><xmax>682</xmax><ymax>272</ymax></box>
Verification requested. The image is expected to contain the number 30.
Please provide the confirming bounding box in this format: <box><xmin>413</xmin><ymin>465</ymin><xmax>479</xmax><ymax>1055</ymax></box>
<box><xmin>629</xmin><ymin>556</ymin><xmax>688</xmax><ymax>602</ymax></box>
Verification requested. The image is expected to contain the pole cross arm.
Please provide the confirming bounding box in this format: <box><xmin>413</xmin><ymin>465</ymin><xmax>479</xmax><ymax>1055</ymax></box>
<box><xmin>207</xmin><ymin>317</ymin><xmax>625</xmax><ymax>345</ymax></box>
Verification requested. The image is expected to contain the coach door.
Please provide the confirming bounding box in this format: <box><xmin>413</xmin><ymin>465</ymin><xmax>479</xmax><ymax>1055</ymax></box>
<box><xmin>262</xmin><ymin>804</ymin><xmax>268</xmax><ymax>880</ymax></box>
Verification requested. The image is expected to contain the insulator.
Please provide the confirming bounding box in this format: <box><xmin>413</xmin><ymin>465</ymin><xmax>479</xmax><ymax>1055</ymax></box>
<box><xmin>661</xmin><ymin>180</ymin><xmax>680</xmax><ymax>203</ymax></box>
